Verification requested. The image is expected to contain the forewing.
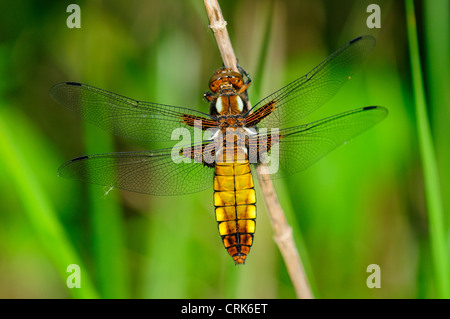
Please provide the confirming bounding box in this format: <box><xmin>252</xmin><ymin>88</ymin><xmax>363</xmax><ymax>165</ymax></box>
<box><xmin>255</xmin><ymin>106</ymin><xmax>388</xmax><ymax>179</ymax></box>
<box><xmin>50</xmin><ymin>82</ymin><xmax>218</xmax><ymax>142</ymax></box>
<box><xmin>249</xmin><ymin>35</ymin><xmax>376</xmax><ymax>128</ymax></box>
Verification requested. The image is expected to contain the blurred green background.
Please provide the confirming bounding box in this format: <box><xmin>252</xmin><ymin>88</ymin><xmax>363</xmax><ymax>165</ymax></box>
<box><xmin>0</xmin><ymin>0</ymin><xmax>448</xmax><ymax>298</ymax></box>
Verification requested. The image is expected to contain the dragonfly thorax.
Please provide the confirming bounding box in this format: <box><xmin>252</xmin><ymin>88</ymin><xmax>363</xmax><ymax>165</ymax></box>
<box><xmin>217</xmin><ymin>114</ymin><xmax>246</xmax><ymax>129</ymax></box>
<box><xmin>215</xmin><ymin>94</ymin><xmax>245</xmax><ymax>116</ymax></box>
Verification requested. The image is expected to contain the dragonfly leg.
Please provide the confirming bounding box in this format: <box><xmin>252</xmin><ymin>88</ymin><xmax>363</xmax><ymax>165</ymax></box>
<box><xmin>236</xmin><ymin>64</ymin><xmax>252</xmax><ymax>98</ymax></box>
<box><xmin>237</xmin><ymin>63</ymin><xmax>251</xmax><ymax>86</ymax></box>
<box><xmin>204</xmin><ymin>90</ymin><xmax>217</xmax><ymax>102</ymax></box>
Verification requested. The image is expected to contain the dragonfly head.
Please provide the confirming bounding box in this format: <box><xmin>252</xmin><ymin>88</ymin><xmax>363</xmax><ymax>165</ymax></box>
<box><xmin>209</xmin><ymin>67</ymin><xmax>244</xmax><ymax>93</ymax></box>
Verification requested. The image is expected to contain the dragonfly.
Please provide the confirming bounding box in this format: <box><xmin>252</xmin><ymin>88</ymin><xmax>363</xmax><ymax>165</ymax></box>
<box><xmin>51</xmin><ymin>35</ymin><xmax>388</xmax><ymax>265</ymax></box>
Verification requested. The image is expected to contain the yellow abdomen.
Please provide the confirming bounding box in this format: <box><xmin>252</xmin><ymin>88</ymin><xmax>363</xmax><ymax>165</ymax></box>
<box><xmin>214</xmin><ymin>158</ymin><xmax>256</xmax><ymax>264</ymax></box>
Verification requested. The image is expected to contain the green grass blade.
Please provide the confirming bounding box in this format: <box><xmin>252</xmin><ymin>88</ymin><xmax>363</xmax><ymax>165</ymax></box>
<box><xmin>252</xmin><ymin>0</ymin><xmax>315</xmax><ymax>298</ymax></box>
<box><xmin>74</xmin><ymin>7</ymin><xmax>132</xmax><ymax>298</ymax></box>
<box><xmin>85</xmin><ymin>125</ymin><xmax>130</xmax><ymax>298</ymax></box>
<box><xmin>424</xmin><ymin>0</ymin><xmax>450</xmax><ymax>232</ymax></box>
<box><xmin>405</xmin><ymin>0</ymin><xmax>450</xmax><ymax>298</ymax></box>
<box><xmin>0</xmin><ymin>108</ymin><xmax>99</xmax><ymax>299</ymax></box>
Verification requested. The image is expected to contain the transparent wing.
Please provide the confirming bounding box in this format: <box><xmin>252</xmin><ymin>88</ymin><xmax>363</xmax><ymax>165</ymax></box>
<box><xmin>58</xmin><ymin>144</ymin><xmax>215</xmax><ymax>196</ymax></box>
<box><xmin>50</xmin><ymin>82</ymin><xmax>218</xmax><ymax>142</ymax></box>
<box><xmin>58</xmin><ymin>107</ymin><xmax>387</xmax><ymax>193</ymax></box>
<box><xmin>249</xmin><ymin>35</ymin><xmax>376</xmax><ymax>128</ymax></box>
<box><xmin>255</xmin><ymin>106</ymin><xmax>388</xmax><ymax>179</ymax></box>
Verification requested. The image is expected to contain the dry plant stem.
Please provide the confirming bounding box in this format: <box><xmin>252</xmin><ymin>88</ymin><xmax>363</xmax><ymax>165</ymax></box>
<box><xmin>203</xmin><ymin>0</ymin><xmax>313</xmax><ymax>299</ymax></box>
<box><xmin>203</xmin><ymin>0</ymin><xmax>238</xmax><ymax>72</ymax></box>
<box><xmin>256</xmin><ymin>167</ymin><xmax>313</xmax><ymax>299</ymax></box>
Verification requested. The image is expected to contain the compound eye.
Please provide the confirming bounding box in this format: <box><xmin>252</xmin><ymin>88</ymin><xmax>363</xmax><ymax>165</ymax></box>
<box><xmin>232</xmin><ymin>77</ymin><xmax>242</xmax><ymax>87</ymax></box>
